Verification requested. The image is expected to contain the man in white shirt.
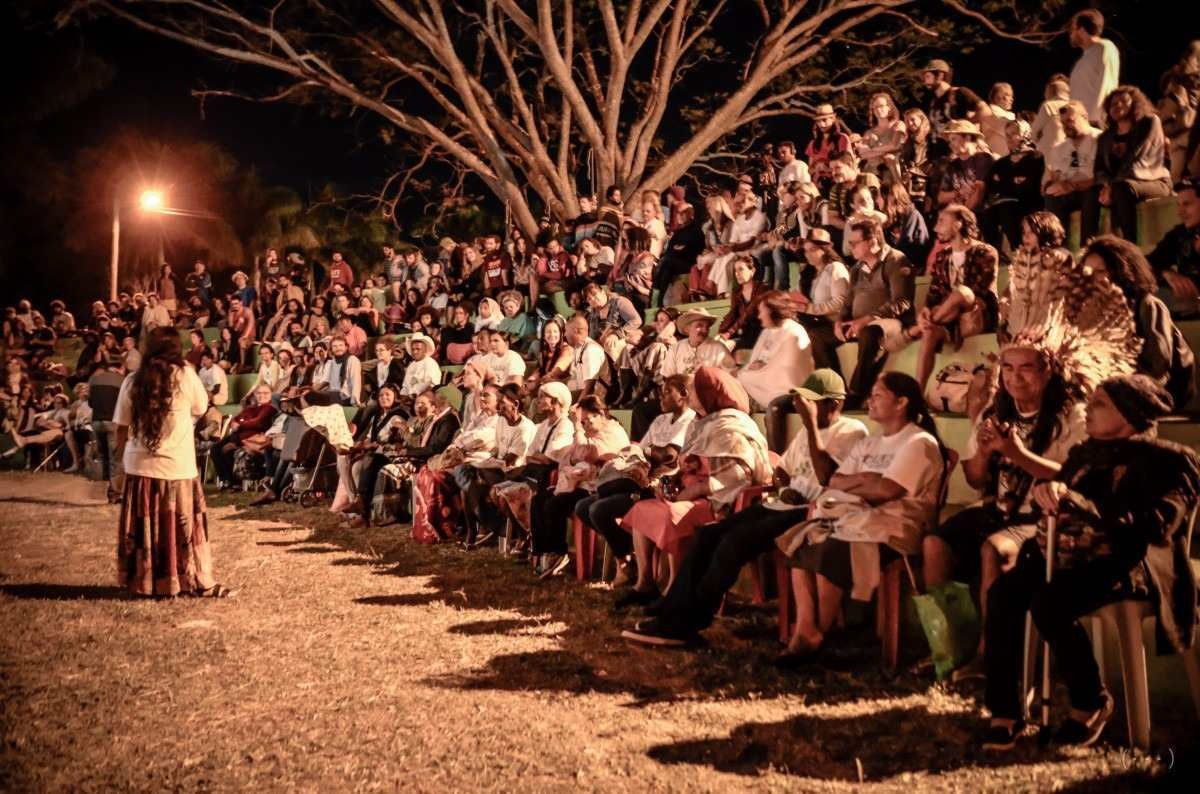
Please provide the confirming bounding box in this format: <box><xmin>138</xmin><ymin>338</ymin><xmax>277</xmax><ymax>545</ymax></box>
<box><xmin>197</xmin><ymin>350</ymin><xmax>229</xmax><ymax>406</ymax></box>
<box><xmin>1068</xmin><ymin>9</ymin><xmax>1120</xmax><ymax>127</ymax></box>
<box><xmin>401</xmin><ymin>333</ymin><xmax>442</xmax><ymax>399</ymax></box>
<box><xmin>1030</xmin><ymin>74</ymin><xmax>1071</xmax><ymax>158</ymax></box>
<box><xmin>140</xmin><ymin>293</ymin><xmax>172</xmax><ymax>338</ymax></box>
<box><xmin>622</xmin><ymin>370</ymin><xmax>868</xmax><ymax>646</ymax></box>
<box><xmin>660</xmin><ymin>308</ymin><xmax>734</xmax><ymax>380</ymax></box>
<box><xmin>485</xmin><ymin>330</ymin><xmax>527</xmax><ymax>385</ymax></box>
<box><xmin>1042</xmin><ymin>101</ymin><xmax>1101</xmax><ymax>239</ymax></box>
<box><xmin>565</xmin><ymin>314</ymin><xmax>606</xmax><ymax>393</ymax></box>
<box><xmin>254</xmin><ymin>344</ymin><xmax>286</xmax><ymax>396</ymax></box>
<box><xmin>776</xmin><ymin>140</ymin><xmax>811</xmax><ymax>192</ymax></box>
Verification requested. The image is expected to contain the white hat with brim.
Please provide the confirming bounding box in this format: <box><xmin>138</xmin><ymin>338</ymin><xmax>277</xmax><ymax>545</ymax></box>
<box><xmin>406</xmin><ymin>333</ymin><xmax>435</xmax><ymax>357</ymax></box>
<box><xmin>676</xmin><ymin>308</ymin><xmax>717</xmax><ymax>336</ymax></box>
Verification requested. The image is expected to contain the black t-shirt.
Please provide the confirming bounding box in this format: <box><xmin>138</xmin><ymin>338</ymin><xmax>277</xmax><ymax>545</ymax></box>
<box><xmin>928</xmin><ymin>86</ymin><xmax>983</xmax><ymax>140</ymax></box>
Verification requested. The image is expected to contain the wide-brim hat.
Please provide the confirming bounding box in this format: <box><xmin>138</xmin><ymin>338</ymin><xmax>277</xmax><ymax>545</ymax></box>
<box><xmin>406</xmin><ymin>333</ymin><xmax>435</xmax><ymax>357</ymax></box>
<box><xmin>676</xmin><ymin>308</ymin><xmax>717</xmax><ymax>336</ymax></box>
<box><xmin>813</xmin><ymin>103</ymin><xmax>837</xmax><ymax>119</ymax></box>
<box><xmin>942</xmin><ymin>119</ymin><xmax>984</xmax><ymax>138</ymax></box>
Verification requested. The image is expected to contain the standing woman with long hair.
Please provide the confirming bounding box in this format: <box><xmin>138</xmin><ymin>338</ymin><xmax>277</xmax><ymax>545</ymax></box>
<box><xmin>113</xmin><ymin>327</ymin><xmax>235</xmax><ymax>597</ymax></box>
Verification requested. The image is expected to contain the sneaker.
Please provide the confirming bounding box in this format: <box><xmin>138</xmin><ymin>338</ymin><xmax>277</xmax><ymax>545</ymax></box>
<box><xmin>981</xmin><ymin>720</ymin><xmax>1026</xmax><ymax>752</ymax></box>
<box><xmin>620</xmin><ymin>617</ymin><xmax>696</xmax><ymax>647</ymax></box>
<box><xmin>1053</xmin><ymin>692</ymin><xmax>1114</xmax><ymax>747</ymax></box>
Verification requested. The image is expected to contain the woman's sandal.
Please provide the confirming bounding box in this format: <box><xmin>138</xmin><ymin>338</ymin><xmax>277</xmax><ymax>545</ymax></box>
<box><xmin>196</xmin><ymin>584</ymin><xmax>238</xmax><ymax>599</ymax></box>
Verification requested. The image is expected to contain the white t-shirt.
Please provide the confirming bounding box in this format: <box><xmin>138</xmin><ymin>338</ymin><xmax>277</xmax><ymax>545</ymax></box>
<box><xmin>639</xmin><ymin>408</ymin><xmax>696</xmax><ymax>452</ymax></box>
<box><xmin>485</xmin><ymin>415</ymin><xmax>537</xmax><ymax>468</ymax></box>
<box><xmin>529</xmin><ymin>416</ymin><xmax>575</xmax><ymax>461</ymax></box>
<box><xmin>487</xmin><ymin>350</ymin><xmax>527</xmax><ymax>384</ymax></box>
<box><xmin>779</xmin><ymin>415</ymin><xmax>869</xmax><ymax>501</ymax></box>
<box><xmin>113</xmin><ymin>366</ymin><xmax>209</xmax><ymax>480</ymax></box>
<box><xmin>660</xmin><ymin>339</ymin><xmax>733</xmax><ymax>378</ymax></box>
<box><xmin>1045</xmin><ymin>130</ymin><xmax>1100</xmax><ymax>185</ymax></box>
<box><xmin>777</xmin><ymin>158</ymin><xmax>812</xmax><ymax>188</ymax></box>
<box><xmin>1070</xmin><ymin>38</ymin><xmax>1121</xmax><ymax>125</ymax></box>
<box><xmin>402</xmin><ymin>357</ymin><xmax>441</xmax><ymax>397</ymax></box>
<box><xmin>838</xmin><ymin>422</ymin><xmax>943</xmax><ymax>511</ymax></box>
<box><xmin>198</xmin><ymin>364</ymin><xmax>228</xmax><ymax>406</ymax></box>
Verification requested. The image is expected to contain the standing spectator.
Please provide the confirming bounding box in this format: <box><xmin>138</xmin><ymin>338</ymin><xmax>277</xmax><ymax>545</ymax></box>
<box><xmin>936</xmin><ymin>120</ymin><xmax>993</xmax><ymax>212</ymax></box>
<box><xmin>594</xmin><ymin>186</ymin><xmax>624</xmax><ymax>249</ymax></box>
<box><xmin>120</xmin><ymin>336</ymin><xmax>141</xmax><ymax>374</ymax></box>
<box><xmin>113</xmin><ymin>327</ymin><xmax>232</xmax><ymax>597</ymax></box>
<box><xmin>1147</xmin><ymin>178</ymin><xmax>1200</xmax><ymax>317</ymax></box>
<box><xmin>857</xmin><ymin>93</ymin><xmax>908</xmax><ymax>183</ymax></box>
<box><xmin>383</xmin><ymin>243</ymin><xmax>405</xmax><ymax>302</ymax></box>
<box><xmin>87</xmin><ymin>358</ymin><xmax>125</xmax><ymax>502</ymax></box>
<box><xmin>910</xmin><ymin>205</ymin><xmax>999</xmax><ymax>394</ymax></box>
<box><xmin>1159</xmin><ymin>42</ymin><xmax>1200</xmax><ymax>182</ymax></box>
<box><xmin>154</xmin><ymin>264</ymin><xmax>178</xmax><ymax>314</ymax></box>
<box><xmin>921</xmin><ymin>59</ymin><xmax>988</xmax><ymax>155</ymax></box>
<box><xmin>805</xmin><ymin>104</ymin><xmax>852</xmax><ymax>191</ymax></box>
<box><xmin>185</xmin><ymin>260</ymin><xmax>213</xmax><ymax>306</ymax></box>
<box><xmin>1068</xmin><ymin>8</ymin><xmax>1121</xmax><ymax>128</ymax></box>
<box><xmin>1091</xmin><ymin>86</ymin><xmax>1173</xmax><ymax>243</ymax></box>
<box><xmin>1042</xmin><ymin>101</ymin><xmax>1101</xmax><ymax>239</ymax></box>
<box><xmin>1031</xmin><ymin>74</ymin><xmax>1071</xmax><ymax>159</ymax></box>
<box><xmin>230</xmin><ymin>270</ymin><xmax>256</xmax><ymax>311</ymax></box>
<box><xmin>326</xmin><ymin>251</ymin><xmax>355</xmax><ymax>293</ymax></box>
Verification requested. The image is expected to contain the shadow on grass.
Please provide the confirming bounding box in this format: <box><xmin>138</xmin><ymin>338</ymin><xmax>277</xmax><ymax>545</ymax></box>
<box><xmin>0</xmin><ymin>583</ymin><xmax>128</xmax><ymax>601</ymax></box>
<box><xmin>255</xmin><ymin>507</ymin><xmax>931</xmax><ymax>708</ymax></box>
<box><xmin>447</xmin><ymin>618</ymin><xmax>554</xmax><ymax>636</ymax></box>
<box><xmin>647</xmin><ymin>704</ymin><xmax>1041</xmax><ymax>781</ymax></box>
<box><xmin>0</xmin><ymin>497</ymin><xmax>108</xmax><ymax>509</ymax></box>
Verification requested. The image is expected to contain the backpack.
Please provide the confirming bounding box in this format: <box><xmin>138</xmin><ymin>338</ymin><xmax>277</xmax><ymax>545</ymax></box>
<box><xmin>926</xmin><ymin>363</ymin><xmax>973</xmax><ymax>414</ymax></box>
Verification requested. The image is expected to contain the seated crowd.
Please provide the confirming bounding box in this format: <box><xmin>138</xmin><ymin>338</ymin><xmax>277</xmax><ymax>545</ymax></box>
<box><xmin>4</xmin><ymin>15</ymin><xmax>1200</xmax><ymax>751</ymax></box>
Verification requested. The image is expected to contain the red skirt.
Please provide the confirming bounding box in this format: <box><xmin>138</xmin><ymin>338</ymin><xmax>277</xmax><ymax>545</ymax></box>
<box><xmin>621</xmin><ymin>497</ymin><xmax>717</xmax><ymax>556</ymax></box>
<box><xmin>412</xmin><ymin>467</ymin><xmax>459</xmax><ymax>544</ymax></box>
<box><xmin>117</xmin><ymin>475</ymin><xmax>216</xmax><ymax>596</ymax></box>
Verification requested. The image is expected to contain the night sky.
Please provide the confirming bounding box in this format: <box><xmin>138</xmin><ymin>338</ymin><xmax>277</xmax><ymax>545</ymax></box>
<box><xmin>3</xmin><ymin>1</ymin><xmax>1200</xmax><ymax>309</ymax></box>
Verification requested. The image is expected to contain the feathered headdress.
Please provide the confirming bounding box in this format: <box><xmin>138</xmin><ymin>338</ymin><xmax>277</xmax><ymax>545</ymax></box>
<box><xmin>1002</xmin><ymin>253</ymin><xmax>1140</xmax><ymax>396</ymax></box>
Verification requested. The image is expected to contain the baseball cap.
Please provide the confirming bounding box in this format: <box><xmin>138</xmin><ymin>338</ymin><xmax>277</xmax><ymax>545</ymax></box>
<box><xmin>791</xmin><ymin>369</ymin><xmax>847</xmax><ymax>401</ymax></box>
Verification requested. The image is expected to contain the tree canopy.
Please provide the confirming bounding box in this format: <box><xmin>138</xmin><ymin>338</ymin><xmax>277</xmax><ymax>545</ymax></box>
<box><xmin>60</xmin><ymin>0</ymin><xmax>1062</xmax><ymax>239</ymax></box>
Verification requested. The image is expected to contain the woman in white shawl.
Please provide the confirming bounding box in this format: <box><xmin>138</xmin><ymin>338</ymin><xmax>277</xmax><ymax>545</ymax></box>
<box><xmin>621</xmin><ymin>366</ymin><xmax>771</xmax><ymax>599</ymax></box>
<box><xmin>473</xmin><ymin>297</ymin><xmax>503</xmax><ymax>333</ymax></box>
<box><xmin>737</xmin><ymin>290</ymin><xmax>815</xmax><ymax>412</ymax></box>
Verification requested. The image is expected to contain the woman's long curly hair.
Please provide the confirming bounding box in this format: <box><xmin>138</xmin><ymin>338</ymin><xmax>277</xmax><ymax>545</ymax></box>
<box><xmin>129</xmin><ymin>327</ymin><xmax>186</xmax><ymax>452</ymax></box>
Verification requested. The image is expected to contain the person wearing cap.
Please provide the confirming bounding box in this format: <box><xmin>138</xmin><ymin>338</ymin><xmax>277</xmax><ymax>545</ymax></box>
<box><xmin>935</xmin><ymin>120</ymin><xmax>994</xmax><ymax>212</ymax></box>
<box><xmin>622</xmin><ymin>369</ymin><xmax>866</xmax><ymax>646</ymax></box>
<box><xmin>921</xmin><ymin>58</ymin><xmax>988</xmax><ymax>154</ymax></box>
<box><xmin>661</xmin><ymin>308</ymin><xmax>734</xmax><ymax>381</ymax></box>
<box><xmin>1067</xmin><ymin>9</ymin><xmax>1120</xmax><ymax>129</ymax></box>
<box><xmin>804</xmin><ymin>103</ymin><xmax>851</xmax><ymax>192</ymax></box>
<box><xmin>910</xmin><ymin>204</ymin><xmax>999</xmax><ymax>394</ymax></box>
<box><xmin>980</xmin><ymin>374</ymin><xmax>1198</xmax><ymax>751</ymax></box>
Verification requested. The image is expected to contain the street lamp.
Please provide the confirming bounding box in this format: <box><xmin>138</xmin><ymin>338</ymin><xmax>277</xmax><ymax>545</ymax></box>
<box><xmin>109</xmin><ymin>187</ymin><xmax>167</xmax><ymax>302</ymax></box>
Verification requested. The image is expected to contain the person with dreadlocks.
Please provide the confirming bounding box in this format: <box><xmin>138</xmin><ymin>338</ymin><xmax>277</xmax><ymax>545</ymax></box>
<box><xmin>113</xmin><ymin>327</ymin><xmax>235</xmax><ymax>598</ymax></box>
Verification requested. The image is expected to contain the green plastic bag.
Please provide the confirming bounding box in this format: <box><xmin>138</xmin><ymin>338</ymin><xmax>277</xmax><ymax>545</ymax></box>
<box><xmin>911</xmin><ymin>581</ymin><xmax>980</xmax><ymax>680</ymax></box>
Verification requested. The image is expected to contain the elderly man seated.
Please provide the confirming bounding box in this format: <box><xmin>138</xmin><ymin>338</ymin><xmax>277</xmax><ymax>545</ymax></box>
<box><xmin>209</xmin><ymin>384</ymin><xmax>279</xmax><ymax>490</ymax></box>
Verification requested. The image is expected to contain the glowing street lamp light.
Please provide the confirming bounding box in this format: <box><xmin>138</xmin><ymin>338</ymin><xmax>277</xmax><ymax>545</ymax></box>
<box><xmin>110</xmin><ymin>186</ymin><xmax>166</xmax><ymax>301</ymax></box>
<box><xmin>139</xmin><ymin>190</ymin><xmax>164</xmax><ymax>211</ymax></box>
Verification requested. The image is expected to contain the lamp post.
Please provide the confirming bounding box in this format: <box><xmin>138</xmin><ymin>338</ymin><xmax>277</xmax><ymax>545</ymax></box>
<box><xmin>109</xmin><ymin>189</ymin><xmax>166</xmax><ymax>301</ymax></box>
